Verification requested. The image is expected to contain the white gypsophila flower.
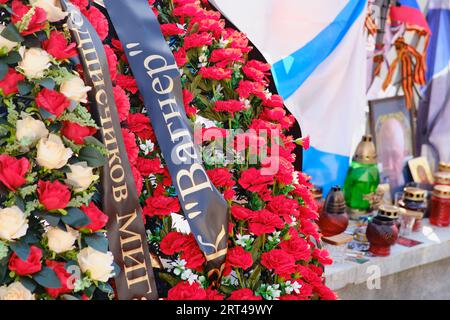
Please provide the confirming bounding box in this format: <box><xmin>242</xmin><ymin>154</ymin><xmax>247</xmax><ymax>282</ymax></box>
<box><xmin>292</xmin><ymin>171</ymin><xmax>299</xmax><ymax>185</ymax></box>
<box><xmin>240</xmin><ymin>98</ymin><xmax>251</xmax><ymax>110</ymax></box>
<box><xmin>236</xmin><ymin>234</ymin><xmax>254</xmax><ymax>248</ymax></box>
<box><xmin>181</xmin><ymin>269</ymin><xmax>199</xmax><ymax>285</ymax></box>
<box><xmin>285</xmin><ymin>281</ymin><xmax>302</xmax><ymax>295</ymax></box>
<box><xmin>264</xmin><ymin>89</ymin><xmax>272</xmax><ymax>100</ymax></box>
<box><xmin>218</xmin><ymin>37</ymin><xmax>229</xmax><ymax>48</ymax></box>
<box><xmin>169</xmin><ymin>259</ymin><xmax>187</xmax><ymax>276</ymax></box>
<box><xmin>198</xmin><ymin>53</ymin><xmax>208</xmax><ymax>67</ymax></box>
<box><xmin>139</xmin><ymin>139</ymin><xmax>155</xmax><ymax>155</ymax></box>
<box><xmin>289</xmin><ymin>216</ymin><xmax>297</xmax><ymax>227</ymax></box>
<box><xmin>266</xmin><ymin>284</ymin><xmax>281</xmax><ymax>300</ymax></box>
<box><xmin>176</xmin><ymin>23</ymin><xmax>186</xmax><ymax>30</ymax></box>
<box><xmin>268</xmin><ymin>231</ymin><xmax>281</xmax><ymax>245</ymax></box>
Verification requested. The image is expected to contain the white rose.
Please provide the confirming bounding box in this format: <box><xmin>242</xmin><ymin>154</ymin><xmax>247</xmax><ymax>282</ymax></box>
<box><xmin>0</xmin><ymin>282</ymin><xmax>35</xmax><ymax>300</ymax></box>
<box><xmin>36</xmin><ymin>134</ymin><xmax>73</xmax><ymax>170</ymax></box>
<box><xmin>30</xmin><ymin>0</ymin><xmax>67</xmax><ymax>22</ymax></box>
<box><xmin>46</xmin><ymin>226</ymin><xmax>79</xmax><ymax>254</ymax></box>
<box><xmin>18</xmin><ymin>47</ymin><xmax>51</xmax><ymax>79</ymax></box>
<box><xmin>16</xmin><ymin>114</ymin><xmax>49</xmax><ymax>147</ymax></box>
<box><xmin>0</xmin><ymin>25</ymin><xmax>18</xmax><ymax>53</ymax></box>
<box><xmin>60</xmin><ymin>76</ymin><xmax>91</xmax><ymax>103</ymax></box>
<box><xmin>77</xmin><ymin>247</ymin><xmax>114</xmax><ymax>282</ymax></box>
<box><xmin>65</xmin><ymin>162</ymin><xmax>99</xmax><ymax>192</ymax></box>
<box><xmin>0</xmin><ymin>206</ymin><xmax>28</xmax><ymax>241</ymax></box>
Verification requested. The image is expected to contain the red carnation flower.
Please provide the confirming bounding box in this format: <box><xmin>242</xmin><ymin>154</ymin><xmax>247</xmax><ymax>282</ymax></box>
<box><xmin>11</xmin><ymin>0</ymin><xmax>46</xmax><ymax>35</ymax></box>
<box><xmin>172</xmin><ymin>3</ymin><xmax>201</xmax><ymax>17</ymax></box>
<box><xmin>126</xmin><ymin>113</ymin><xmax>155</xmax><ymax>141</ymax></box>
<box><xmin>205</xmin><ymin>287</ymin><xmax>224</xmax><ymax>300</ymax></box>
<box><xmin>279</xmin><ymin>228</ymin><xmax>311</xmax><ymax>261</ymax></box>
<box><xmin>160</xmin><ymin>232</ymin><xmax>188</xmax><ymax>255</ymax></box>
<box><xmin>236</xmin><ymin>80</ymin><xmax>264</xmax><ymax>99</ymax></box>
<box><xmin>8</xmin><ymin>246</ymin><xmax>43</xmax><ymax>276</ymax></box>
<box><xmin>42</xmin><ymin>30</ymin><xmax>78</xmax><ymax>60</ymax></box>
<box><xmin>104</xmin><ymin>45</ymin><xmax>118</xmax><ymax>82</ymax></box>
<box><xmin>210</xmin><ymin>48</ymin><xmax>243</xmax><ymax>66</ymax></box>
<box><xmin>37</xmin><ymin>180</ymin><xmax>71</xmax><ymax>211</ymax></box>
<box><xmin>61</xmin><ymin>121</ymin><xmax>97</xmax><ymax>145</ymax></box>
<box><xmin>113</xmin><ymin>86</ymin><xmax>130</xmax><ymax>122</ymax></box>
<box><xmin>143</xmin><ymin>195</ymin><xmax>181</xmax><ymax>217</ymax></box>
<box><xmin>70</xmin><ymin>0</ymin><xmax>89</xmax><ymax>9</ymax></box>
<box><xmin>167</xmin><ymin>281</ymin><xmax>207</xmax><ymax>300</ymax></box>
<box><xmin>214</xmin><ymin>100</ymin><xmax>245</xmax><ymax>116</ymax></box>
<box><xmin>238</xmin><ymin>168</ymin><xmax>274</xmax><ymax>193</ymax></box>
<box><xmin>83</xmin><ymin>6</ymin><xmax>109</xmax><ymax>41</ymax></box>
<box><xmin>228</xmin><ymin>288</ymin><xmax>262</xmax><ymax>301</ymax></box>
<box><xmin>263</xmin><ymin>94</ymin><xmax>284</xmax><ymax>108</ymax></box>
<box><xmin>121</xmin><ymin>128</ymin><xmax>138</xmax><ymax>165</ymax></box>
<box><xmin>173</xmin><ymin>48</ymin><xmax>187</xmax><ymax>67</ymax></box>
<box><xmin>136</xmin><ymin>157</ymin><xmax>164</xmax><ymax>176</ymax></box>
<box><xmin>116</xmin><ymin>74</ymin><xmax>139</xmax><ymax>94</ymax></box>
<box><xmin>207</xmin><ymin>168</ymin><xmax>235</xmax><ymax>189</ymax></box>
<box><xmin>198</xmin><ymin>67</ymin><xmax>232</xmax><ymax>80</ymax></box>
<box><xmin>183</xmin><ymin>32</ymin><xmax>213</xmax><ymax>50</ymax></box>
<box><xmin>0</xmin><ymin>68</ymin><xmax>25</xmax><ymax>96</ymax></box>
<box><xmin>131</xmin><ymin>165</ymin><xmax>144</xmax><ymax>197</ymax></box>
<box><xmin>36</xmin><ymin>88</ymin><xmax>71</xmax><ymax>118</ymax></box>
<box><xmin>261</xmin><ymin>249</ymin><xmax>296</xmax><ymax>276</ymax></box>
<box><xmin>180</xmin><ymin>235</ymin><xmax>206</xmax><ymax>271</ymax></box>
<box><xmin>312</xmin><ymin>248</ymin><xmax>333</xmax><ymax>266</ymax></box>
<box><xmin>160</xmin><ymin>23</ymin><xmax>185</xmax><ymax>36</ymax></box>
<box><xmin>0</xmin><ymin>155</ymin><xmax>30</xmax><ymax>191</ymax></box>
<box><xmin>45</xmin><ymin>260</ymin><xmax>73</xmax><ymax>298</ymax></box>
<box><xmin>248</xmin><ymin>209</ymin><xmax>284</xmax><ymax>236</ymax></box>
<box><xmin>79</xmin><ymin>202</ymin><xmax>109</xmax><ymax>232</ymax></box>
<box><xmin>226</xmin><ymin>246</ymin><xmax>253</xmax><ymax>270</ymax></box>
<box><xmin>230</xmin><ymin>205</ymin><xmax>253</xmax><ymax>221</ymax></box>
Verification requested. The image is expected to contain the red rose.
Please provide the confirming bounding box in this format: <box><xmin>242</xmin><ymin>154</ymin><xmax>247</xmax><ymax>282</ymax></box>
<box><xmin>261</xmin><ymin>249</ymin><xmax>296</xmax><ymax>276</ymax></box>
<box><xmin>0</xmin><ymin>155</ymin><xmax>30</xmax><ymax>191</ymax></box>
<box><xmin>131</xmin><ymin>165</ymin><xmax>143</xmax><ymax>197</ymax></box>
<box><xmin>248</xmin><ymin>209</ymin><xmax>284</xmax><ymax>236</ymax></box>
<box><xmin>238</xmin><ymin>168</ymin><xmax>274</xmax><ymax>193</ymax></box>
<box><xmin>227</xmin><ymin>288</ymin><xmax>262</xmax><ymax>301</ymax></box>
<box><xmin>61</xmin><ymin>121</ymin><xmax>97</xmax><ymax>145</ymax></box>
<box><xmin>160</xmin><ymin>232</ymin><xmax>188</xmax><ymax>255</ymax></box>
<box><xmin>45</xmin><ymin>260</ymin><xmax>73</xmax><ymax>298</ymax></box>
<box><xmin>83</xmin><ymin>6</ymin><xmax>109</xmax><ymax>41</ymax></box>
<box><xmin>126</xmin><ymin>113</ymin><xmax>155</xmax><ymax>141</ymax></box>
<box><xmin>37</xmin><ymin>180</ymin><xmax>71</xmax><ymax>211</ymax></box>
<box><xmin>116</xmin><ymin>74</ymin><xmax>138</xmax><ymax>94</ymax></box>
<box><xmin>8</xmin><ymin>246</ymin><xmax>43</xmax><ymax>276</ymax></box>
<box><xmin>42</xmin><ymin>30</ymin><xmax>78</xmax><ymax>60</ymax></box>
<box><xmin>11</xmin><ymin>0</ymin><xmax>46</xmax><ymax>35</ymax></box>
<box><xmin>143</xmin><ymin>194</ymin><xmax>180</xmax><ymax>217</ymax></box>
<box><xmin>0</xmin><ymin>68</ymin><xmax>25</xmax><ymax>96</ymax></box>
<box><xmin>279</xmin><ymin>228</ymin><xmax>311</xmax><ymax>261</ymax></box>
<box><xmin>114</xmin><ymin>86</ymin><xmax>130</xmax><ymax>122</ymax></box>
<box><xmin>136</xmin><ymin>157</ymin><xmax>163</xmax><ymax>176</ymax></box>
<box><xmin>167</xmin><ymin>281</ymin><xmax>207</xmax><ymax>300</ymax></box>
<box><xmin>230</xmin><ymin>205</ymin><xmax>253</xmax><ymax>221</ymax></box>
<box><xmin>226</xmin><ymin>246</ymin><xmax>253</xmax><ymax>270</ymax></box>
<box><xmin>104</xmin><ymin>45</ymin><xmax>118</xmax><ymax>81</ymax></box>
<box><xmin>121</xmin><ymin>128</ymin><xmax>138</xmax><ymax>165</ymax></box>
<box><xmin>36</xmin><ymin>88</ymin><xmax>71</xmax><ymax>118</ymax></box>
<box><xmin>207</xmin><ymin>168</ymin><xmax>235</xmax><ymax>189</ymax></box>
<box><xmin>79</xmin><ymin>202</ymin><xmax>108</xmax><ymax>232</ymax></box>
<box><xmin>198</xmin><ymin>67</ymin><xmax>233</xmax><ymax>80</ymax></box>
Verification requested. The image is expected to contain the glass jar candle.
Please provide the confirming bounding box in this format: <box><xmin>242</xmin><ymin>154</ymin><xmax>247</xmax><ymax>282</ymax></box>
<box><xmin>366</xmin><ymin>205</ymin><xmax>399</xmax><ymax>256</ymax></box>
<box><xmin>434</xmin><ymin>172</ymin><xmax>450</xmax><ymax>186</ymax></box>
<box><xmin>429</xmin><ymin>185</ymin><xmax>450</xmax><ymax>227</ymax></box>
<box><xmin>398</xmin><ymin>187</ymin><xmax>426</xmax><ymax>232</ymax></box>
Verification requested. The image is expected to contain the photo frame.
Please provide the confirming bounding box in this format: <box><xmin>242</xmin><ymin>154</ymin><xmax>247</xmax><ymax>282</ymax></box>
<box><xmin>408</xmin><ymin>157</ymin><xmax>434</xmax><ymax>185</ymax></box>
<box><xmin>369</xmin><ymin>96</ymin><xmax>414</xmax><ymax>194</ymax></box>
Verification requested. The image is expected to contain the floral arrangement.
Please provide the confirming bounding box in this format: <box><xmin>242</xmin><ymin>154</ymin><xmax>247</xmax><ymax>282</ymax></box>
<box><xmin>0</xmin><ymin>0</ymin><xmax>117</xmax><ymax>300</ymax></box>
<box><xmin>77</xmin><ymin>0</ymin><xmax>335</xmax><ymax>300</ymax></box>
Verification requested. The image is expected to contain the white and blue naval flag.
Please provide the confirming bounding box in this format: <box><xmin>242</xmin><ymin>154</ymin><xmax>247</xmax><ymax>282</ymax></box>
<box><xmin>210</xmin><ymin>0</ymin><xmax>368</xmax><ymax>195</ymax></box>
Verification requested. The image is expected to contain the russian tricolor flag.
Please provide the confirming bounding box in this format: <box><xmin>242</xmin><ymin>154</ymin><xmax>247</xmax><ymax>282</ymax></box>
<box><xmin>210</xmin><ymin>0</ymin><xmax>368</xmax><ymax>195</ymax></box>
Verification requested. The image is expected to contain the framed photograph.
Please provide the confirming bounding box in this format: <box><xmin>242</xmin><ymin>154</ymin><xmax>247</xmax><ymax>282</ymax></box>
<box><xmin>369</xmin><ymin>96</ymin><xmax>414</xmax><ymax>194</ymax></box>
<box><xmin>408</xmin><ymin>157</ymin><xmax>434</xmax><ymax>185</ymax></box>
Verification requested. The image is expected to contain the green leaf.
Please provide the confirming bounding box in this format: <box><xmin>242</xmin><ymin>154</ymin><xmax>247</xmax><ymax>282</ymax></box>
<box><xmin>34</xmin><ymin>211</ymin><xmax>61</xmax><ymax>227</ymax></box>
<box><xmin>9</xmin><ymin>241</ymin><xmax>30</xmax><ymax>261</ymax></box>
<box><xmin>33</xmin><ymin>266</ymin><xmax>62</xmax><ymax>289</ymax></box>
<box><xmin>20</xmin><ymin>277</ymin><xmax>37</xmax><ymax>293</ymax></box>
<box><xmin>78</xmin><ymin>146</ymin><xmax>107</xmax><ymax>168</ymax></box>
<box><xmin>62</xmin><ymin>207</ymin><xmax>91</xmax><ymax>228</ymax></box>
<box><xmin>38</xmin><ymin>78</ymin><xmax>56</xmax><ymax>90</ymax></box>
<box><xmin>39</xmin><ymin>107</ymin><xmax>56</xmax><ymax>121</ymax></box>
<box><xmin>83</xmin><ymin>136</ymin><xmax>104</xmax><ymax>149</ymax></box>
<box><xmin>18</xmin><ymin>81</ymin><xmax>32</xmax><ymax>96</ymax></box>
<box><xmin>1</xmin><ymin>51</ymin><xmax>22</xmax><ymax>65</ymax></box>
<box><xmin>159</xmin><ymin>272</ymin><xmax>180</xmax><ymax>287</ymax></box>
<box><xmin>0</xmin><ymin>254</ymin><xmax>11</xmax><ymax>283</ymax></box>
<box><xmin>84</xmin><ymin>233</ymin><xmax>108</xmax><ymax>253</ymax></box>
<box><xmin>0</xmin><ymin>61</ymin><xmax>8</xmax><ymax>81</ymax></box>
<box><xmin>0</xmin><ymin>24</ymin><xmax>24</xmax><ymax>43</ymax></box>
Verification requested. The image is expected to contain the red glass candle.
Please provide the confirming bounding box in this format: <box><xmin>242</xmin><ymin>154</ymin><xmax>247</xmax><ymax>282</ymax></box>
<box><xmin>430</xmin><ymin>185</ymin><xmax>450</xmax><ymax>227</ymax></box>
<box><xmin>434</xmin><ymin>172</ymin><xmax>450</xmax><ymax>186</ymax></box>
<box><xmin>318</xmin><ymin>186</ymin><xmax>349</xmax><ymax>237</ymax></box>
<box><xmin>398</xmin><ymin>187</ymin><xmax>426</xmax><ymax>232</ymax></box>
<box><xmin>366</xmin><ymin>205</ymin><xmax>399</xmax><ymax>256</ymax></box>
